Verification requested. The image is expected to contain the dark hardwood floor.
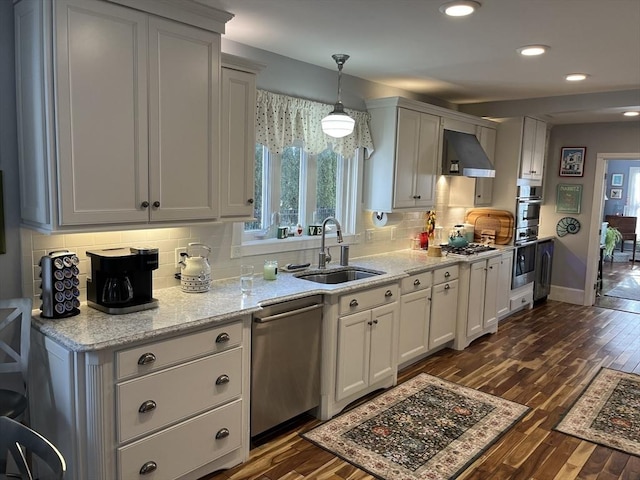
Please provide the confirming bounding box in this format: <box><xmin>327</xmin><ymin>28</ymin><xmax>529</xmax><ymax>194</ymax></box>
<box><xmin>595</xmin><ymin>255</ymin><xmax>640</xmax><ymax>314</ymax></box>
<box><xmin>203</xmin><ymin>298</ymin><xmax>640</xmax><ymax>480</ymax></box>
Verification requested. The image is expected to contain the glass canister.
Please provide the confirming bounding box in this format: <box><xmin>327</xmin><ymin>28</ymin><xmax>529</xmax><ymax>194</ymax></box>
<box><xmin>263</xmin><ymin>260</ymin><xmax>278</xmax><ymax>280</ymax></box>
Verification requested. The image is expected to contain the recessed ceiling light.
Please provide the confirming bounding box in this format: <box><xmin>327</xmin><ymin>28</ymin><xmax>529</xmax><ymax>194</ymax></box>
<box><xmin>623</xmin><ymin>111</ymin><xmax>640</xmax><ymax>117</ymax></box>
<box><xmin>517</xmin><ymin>45</ymin><xmax>550</xmax><ymax>56</ymax></box>
<box><xmin>439</xmin><ymin>1</ymin><xmax>481</xmax><ymax>17</ymax></box>
<box><xmin>565</xmin><ymin>73</ymin><xmax>589</xmax><ymax>81</ymax></box>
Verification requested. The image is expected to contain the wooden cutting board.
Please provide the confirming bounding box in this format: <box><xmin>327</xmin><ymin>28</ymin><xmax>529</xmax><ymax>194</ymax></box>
<box><xmin>465</xmin><ymin>209</ymin><xmax>515</xmax><ymax>245</ymax></box>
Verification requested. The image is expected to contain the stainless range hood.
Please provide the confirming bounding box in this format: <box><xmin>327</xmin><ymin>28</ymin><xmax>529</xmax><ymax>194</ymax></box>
<box><xmin>443</xmin><ymin>129</ymin><xmax>496</xmax><ymax>178</ymax></box>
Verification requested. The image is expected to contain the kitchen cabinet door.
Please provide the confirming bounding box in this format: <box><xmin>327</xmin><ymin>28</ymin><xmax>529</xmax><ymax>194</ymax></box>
<box><xmin>393</xmin><ymin>109</ymin><xmax>439</xmax><ymax>209</ymax></box>
<box><xmin>466</xmin><ymin>261</ymin><xmax>487</xmax><ymax>337</ymax></box>
<box><xmin>369</xmin><ymin>303</ymin><xmax>397</xmax><ymax>385</ymax></box>
<box><xmin>497</xmin><ymin>250</ymin><xmax>514</xmax><ymax>319</ymax></box>
<box><xmin>220</xmin><ymin>66</ymin><xmax>257</xmax><ymax>219</ymax></box>
<box><xmin>483</xmin><ymin>255</ymin><xmax>501</xmax><ymax>328</ymax></box>
<box><xmin>429</xmin><ymin>279</ymin><xmax>458</xmax><ymax>349</ymax></box>
<box><xmin>398</xmin><ymin>288</ymin><xmax>431</xmax><ymax>364</ymax></box>
<box><xmin>148</xmin><ymin>17</ymin><xmax>220</xmax><ymax>222</ymax></box>
<box><xmin>520</xmin><ymin>117</ymin><xmax>546</xmax><ymax>183</ymax></box>
<box><xmin>336</xmin><ymin>310</ymin><xmax>371</xmax><ymax>401</ymax></box>
<box><xmin>55</xmin><ymin>0</ymin><xmax>150</xmax><ymax>225</ymax></box>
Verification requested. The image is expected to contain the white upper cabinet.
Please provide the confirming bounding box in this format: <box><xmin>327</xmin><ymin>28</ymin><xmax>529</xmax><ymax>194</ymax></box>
<box><xmin>14</xmin><ymin>0</ymin><xmax>231</xmax><ymax>231</ymax></box>
<box><xmin>364</xmin><ymin>98</ymin><xmax>439</xmax><ymax>212</ymax></box>
<box><xmin>219</xmin><ymin>55</ymin><xmax>263</xmax><ymax>220</ymax></box>
<box><xmin>520</xmin><ymin>117</ymin><xmax>547</xmax><ymax>183</ymax></box>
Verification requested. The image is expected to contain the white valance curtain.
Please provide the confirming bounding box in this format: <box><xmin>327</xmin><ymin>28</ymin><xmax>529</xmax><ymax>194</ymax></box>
<box><xmin>255</xmin><ymin>90</ymin><xmax>374</xmax><ymax>158</ymax></box>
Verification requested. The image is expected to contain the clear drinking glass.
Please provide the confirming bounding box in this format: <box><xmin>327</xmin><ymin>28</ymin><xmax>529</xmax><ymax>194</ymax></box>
<box><xmin>240</xmin><ymin>265</ymin><xmax>254</xmax><ymax>294</ymax></box>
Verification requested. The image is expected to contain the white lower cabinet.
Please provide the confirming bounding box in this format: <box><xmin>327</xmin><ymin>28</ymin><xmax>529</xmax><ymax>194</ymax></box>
<box><xmin>429</xmin><ymin>266</ymin><xmax>459</xmax><ymax>349</ymax></box>
<box><xmin>398</xmin><ymin>271</ymin><xmax>433</xmax><ymax>365</ymax></box>
<box><xmin>29</xmin><ymin>318</ymin><xmax>250</xmax><ymax>480</ymax></box>
<box><xmin>455</xmin><ymin>255</ymin><xmax>501</xmax><ymax>350</ymax></box>
<box><xmin>497</xmin><ymin>250</ymin><xmax>514</xmax><ymax>319</ymax></box>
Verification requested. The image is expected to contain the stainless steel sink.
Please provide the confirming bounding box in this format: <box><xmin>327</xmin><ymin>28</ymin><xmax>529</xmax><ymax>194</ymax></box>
<box><xmin>295</xmin><ymin>267</ymin><xmax>383</xmax><ymax>284</ymax></box>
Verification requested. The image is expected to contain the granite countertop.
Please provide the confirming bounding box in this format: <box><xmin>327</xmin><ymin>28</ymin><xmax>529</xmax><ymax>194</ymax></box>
<box><xmin>31</xmin><ymin>249</ymin><xmax>495</xmax><ymax>353</ymax></box>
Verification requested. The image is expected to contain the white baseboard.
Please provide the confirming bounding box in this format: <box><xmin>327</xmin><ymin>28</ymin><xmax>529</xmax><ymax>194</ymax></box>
<box><xmin>549</xmin><ymin>285</ymin><xmax>585</xmax><ymax>305</ymax></box>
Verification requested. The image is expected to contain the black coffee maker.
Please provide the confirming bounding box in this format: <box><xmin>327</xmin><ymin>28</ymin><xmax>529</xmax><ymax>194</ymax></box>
<box><xmin>87</xmin><ymin>247</ymin><xmax>159</xmax><ymax>314</ymax></box>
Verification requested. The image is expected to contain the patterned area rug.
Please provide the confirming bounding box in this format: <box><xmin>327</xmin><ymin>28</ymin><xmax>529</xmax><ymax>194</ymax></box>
<box><xmin>555</xmin><ymin>368</ymin><xmax>640</xmax><ymax>456</ymax></box>
<box><xmin>302</xmin><ymin>373</ymin><xmax>530</xmax><ymax>480</ymax></box>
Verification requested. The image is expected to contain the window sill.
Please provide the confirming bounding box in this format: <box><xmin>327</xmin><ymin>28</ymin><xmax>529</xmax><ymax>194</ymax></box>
<box><xmin>232</xmin><ymin>233</ymin><xmax>360</xmax><ymax>258</ymax></box>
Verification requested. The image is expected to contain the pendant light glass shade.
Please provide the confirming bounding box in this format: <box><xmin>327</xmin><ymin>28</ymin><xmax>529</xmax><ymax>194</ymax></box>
<box><xmin>322</xmin><ymin>54</ymin><xmax>355</xmax><ymax>138</ymax></box>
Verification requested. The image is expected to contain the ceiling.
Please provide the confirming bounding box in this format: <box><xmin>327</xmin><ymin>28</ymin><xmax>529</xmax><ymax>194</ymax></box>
<box><xmin>201</xmin><ymin>0</ymin><xmax>640</xmax><ymax>124</ymax></box>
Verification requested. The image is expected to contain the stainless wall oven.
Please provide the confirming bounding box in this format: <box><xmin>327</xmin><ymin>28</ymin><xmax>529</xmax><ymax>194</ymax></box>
<box><xmin>515</xmin><ymin>185</ymin><xmax>542</xmax><ymax>245</ymax></box>
<box><xmin>513</xmin><ymin>241</ymin><xmax>537</xmax><ymax>289</ymax></box>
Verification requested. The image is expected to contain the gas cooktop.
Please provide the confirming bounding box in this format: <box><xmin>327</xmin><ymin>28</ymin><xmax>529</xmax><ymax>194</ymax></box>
<box><xmin>441</xmin><ymin>243</ymin><xmax>498</xmax><ymax>256</ymax></box>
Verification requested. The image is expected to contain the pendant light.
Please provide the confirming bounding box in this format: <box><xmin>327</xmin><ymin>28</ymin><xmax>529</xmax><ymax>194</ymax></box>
<box><xmin>322</xmin><ymin>54</ymin><xmax>355</xmax><ymax>138</ymax></box>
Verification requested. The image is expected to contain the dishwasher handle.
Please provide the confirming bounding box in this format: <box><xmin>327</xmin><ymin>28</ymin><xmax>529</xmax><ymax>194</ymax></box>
<box><xmin>254</xmin><ymin>303</ymin><xmax>324</xmax><ymax>323</ymax></box>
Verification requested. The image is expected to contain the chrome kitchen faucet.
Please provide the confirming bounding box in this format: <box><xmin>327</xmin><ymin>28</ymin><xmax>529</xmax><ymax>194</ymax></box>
<box><xmin>318</xmin><ymin>217</ymin><xmax>343</xmax><ymax>268</ymax></box>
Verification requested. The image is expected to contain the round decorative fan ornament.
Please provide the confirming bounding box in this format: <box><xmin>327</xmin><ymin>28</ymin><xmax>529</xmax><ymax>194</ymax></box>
<box><xmin>556</xmin><ymin>217</ymin><xmax>580</xmax><ymax>237</ymax></box>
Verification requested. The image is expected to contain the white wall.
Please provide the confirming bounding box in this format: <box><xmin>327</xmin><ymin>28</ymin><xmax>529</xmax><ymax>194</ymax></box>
<box><xmin>540</xmin><ymin>122</ymin><xmax>640</xmax><ymax>303</ymax></box>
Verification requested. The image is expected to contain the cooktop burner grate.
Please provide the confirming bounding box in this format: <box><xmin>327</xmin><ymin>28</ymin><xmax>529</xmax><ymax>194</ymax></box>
<box><xmin>441</xmin><ymin>243</ymin><xmax>498</xmax><ymax>256</ymax></box>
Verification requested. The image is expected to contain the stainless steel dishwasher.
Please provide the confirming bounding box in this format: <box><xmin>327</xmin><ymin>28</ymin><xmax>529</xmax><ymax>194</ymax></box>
<box><xmin>251</xmin><ymin>295</ymin><xmax>323</xmax><ymax>437</ymax></box>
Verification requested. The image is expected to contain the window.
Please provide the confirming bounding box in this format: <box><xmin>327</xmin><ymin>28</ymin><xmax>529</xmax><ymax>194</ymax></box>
<box><xmin>243</xmin><ymin>143</ymin><xmax>358</xmax><ymax>242</ymax></box>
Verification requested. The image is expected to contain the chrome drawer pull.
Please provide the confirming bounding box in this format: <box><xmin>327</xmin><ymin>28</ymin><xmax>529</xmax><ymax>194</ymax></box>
<box><xmin>385</xmin><ymin>290</ymin><xmax>393</xmax><ymax>297</ymax></box>
<box><xmin>444</xmin><ymin>271</ymin><xmax>451</xmax><ymax>278</ymax></box>
<box><xmin>215</xmin><ymin>374</ymin><xmax>230</xmax><ymax>385</ymax></box>
<box><xmin>413</xmin><ymin>279</ymin><xmax>421</xmax><ymax>286</ymax></box>
<box><xmin>138</xmin><ymin>400</ymin><xmax>157</xmax><ymax>413</ymax></box>
<box><xmin>216</xmin><ymin>332</ymin><xmax>230</xmax><ymax>343</ymax></box>
<box><xmin>139</xmin><ymin>461</ymin><xmax>157</xmax><ymax>475</ymax></box>
<box><xmin>444</xmin><ymin>284</ymin><xmax>450</xmax><ymax>290</ymax></box>
<box><xmin>137</xmin><ymin>352</ymin><xmax>156</xmax><ymax>366</ymax></box>
<box><xmin>349</xmin><ymin>299</ymin><xmax>359</xmax><ymax>307</ymax></box>
<box><xmin>215</xmin><ymin>428</ymin><xmax>230</xmax><ymax>440</ymax></box>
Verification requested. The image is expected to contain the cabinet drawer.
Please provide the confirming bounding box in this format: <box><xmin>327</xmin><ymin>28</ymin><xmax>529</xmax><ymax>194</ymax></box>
<box><xmin>510</xmin><ymin>290</ymin><xmax>533</xmax><ymax>311</ymax></box>
<box><xmin>400</xmin><ymin>271</ymin><xmax>432</xmax><ymax>294</ymax></box>
<box><xmin>116</xmin><ymin>320</ymin><xmax>243</xmax><ymax>380</ymax></box>
<box><xmin>117</xmin><ymin>347</ymin><xmax>242</xmax><ymax>443</ymax></box>
<box><xmin>433</xmin><ymin>265</ymin><xmax>459</xmax><ymax>284</ymax></box>
<box><xmin>118</xmin><ymin>399</ymin><xmax>242</xmax><ymax>480</ymax></box>
<box><xmin>339</xmin><ymin>284</ymin><xmax>399</xmax><ymax>315</ymax></box>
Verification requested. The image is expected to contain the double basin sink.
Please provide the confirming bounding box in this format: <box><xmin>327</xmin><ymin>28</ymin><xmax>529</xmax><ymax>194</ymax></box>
<box><xmin>295</xmin><ymin>266</ymin><xmax>383</xmax><ymax>284</ymax></box>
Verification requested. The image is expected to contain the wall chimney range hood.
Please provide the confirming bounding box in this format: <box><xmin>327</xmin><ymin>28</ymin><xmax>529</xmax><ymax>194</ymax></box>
<box><xmin>443</xmin><ymin>129</ymin><xmax>496</xmax><ymax>178</ymax></box>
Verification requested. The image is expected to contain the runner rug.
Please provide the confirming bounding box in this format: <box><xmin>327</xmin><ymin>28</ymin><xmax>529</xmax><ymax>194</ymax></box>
<box><xmin>301</xmin><ymin>373</ymin><xmax>530</xmax><ymax>480</ymax></box>
<box><xmin>555</xmin><ymin>367</ymin><xmax>640</xmax><ymax>456</ymax></box>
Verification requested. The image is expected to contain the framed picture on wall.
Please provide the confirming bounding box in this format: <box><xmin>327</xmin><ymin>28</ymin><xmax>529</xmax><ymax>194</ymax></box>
<box><xmin>556</xmin><ymin>184</ymin><xmax>583</xmax><ymax>213</ymax></box>
<box><xmin>610</xmin><ymin>188</ymin><xmax>623</xmax><ymax>199</ymax></box>
<box><xmin>611</xmin><ymin>173</ymin><xmax>624</xmax><ymax>186</ymax></box>
<box><xmin>559</xmin><ymin>147</ymin><xmax>586</xmax><ymax>177</ymax></box>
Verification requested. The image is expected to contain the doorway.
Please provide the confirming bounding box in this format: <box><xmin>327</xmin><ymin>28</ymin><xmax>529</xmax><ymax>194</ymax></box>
<box><xmin>586</xmin><ymin>154</ymin><xmax>640</xmax><ymax>310</ymax></box>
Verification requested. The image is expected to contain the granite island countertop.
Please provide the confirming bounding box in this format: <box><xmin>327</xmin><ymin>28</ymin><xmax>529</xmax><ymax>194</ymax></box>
<box><xmin>31</xmin><ymin>249</ymin><xmax>497</xmax><ymax>353</ymax></box>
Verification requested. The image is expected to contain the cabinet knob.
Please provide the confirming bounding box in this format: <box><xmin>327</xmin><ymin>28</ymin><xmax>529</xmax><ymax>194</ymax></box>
<box><xmin>141</xmin><ymin>201</ymin><xmax>150</xmax><ymax>208</ymax></box>
<box><xmin>216</xmin><ymin>332</ymin><xmax>230</xmax><ymax>343</ymax></box>
<box><xmin>247</xmin><ymin>198</ymin><xmax>254</xmax><ymax>204</ymax></box>
<box><xmin>152</xmin><ymin>201</ymin><xmax>160</xmax><ymax>208</ymax></box>
<box><xmin>444</xmin><ymin>284</ymin><xmax>450</xmax><ymax>290</ymax></box>
<box><xmin>444</xmin><ymin>272</ymin><xmax>451</xmax><ymax>278</ymax></box>
<box><xmin>413</xmin><ymin>279</ymin><xmax>421</xmax><ymax>286</ymax></box>
<box><xmin>373</xmin><ymin>319</ymin><xmax>379</xmax><ymax>324</ymax></box>
<box><xmin>367</xmin><ymin>321</ymin><xmax>373</xmax><ymax>326</ymax></box>
<box><xmin>413</xmin><ymin>195</ymin><xmax>421</xmax><ymax>199</ymax></box>
<box><xmin>138</xmin><ymin>400</ymin><xmax>157</xmax><ymax>414</ymax></box>
<box><xmin>385</xmin><ymin>290</ymin><xmax>393</xmax><ymax>297</ymax></box>
<box><xmin>137</xmin><ymin>352</ymin><xmax>156</xmax><ymax>366</ymax></box>
<box><xmin>139</xmin><ymin>461</ymin><xmax>157</xmax><ymax>475</ymax></box>
<box><xmin>215</xmin><ymin>428</ymin><xmax>230</xmax><ymax>440</ymax></box>
<box><xmin>521</xmin><ymin>298</ymin><xmax>527</xmax><ymax>303</ymax></box>
<box><xmin>349</xmin><ymin>299</ymin><xmax>359</xmax><ymax>307</ymax></box>
<box><xmin>215</xmin><ymin>374</ymin><xmax>230</xmax><ymax>385</ymax></box>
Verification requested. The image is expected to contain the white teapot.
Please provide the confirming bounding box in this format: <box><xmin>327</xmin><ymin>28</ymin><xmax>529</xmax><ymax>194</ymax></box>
<box><xmin>179</xmin><ymin>243</ymin><xmax>211</xmax><ymax>293</ymax></box>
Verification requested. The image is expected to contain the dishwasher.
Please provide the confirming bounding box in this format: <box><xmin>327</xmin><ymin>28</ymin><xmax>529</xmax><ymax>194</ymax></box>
<box><xmin>250</xmin><ymin>295</ymin><xmax>323</xmax><ymax>437</ymax></box>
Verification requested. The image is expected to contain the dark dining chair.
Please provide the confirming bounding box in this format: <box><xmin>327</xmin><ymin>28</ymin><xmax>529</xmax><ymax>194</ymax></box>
<box><xmin>0</xmin><ymin>297</ymin><xmax>32</xmax><ymax>421</ymax></box>
<box><xmin>0</xmin><ymin>416</ymin><xmax>66</xmax><ymax>480</ymax></box>
<box><xmin>605</xmin><ymin>215</ymin><xmax>637</xmax><ymax>262</ymax></box>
